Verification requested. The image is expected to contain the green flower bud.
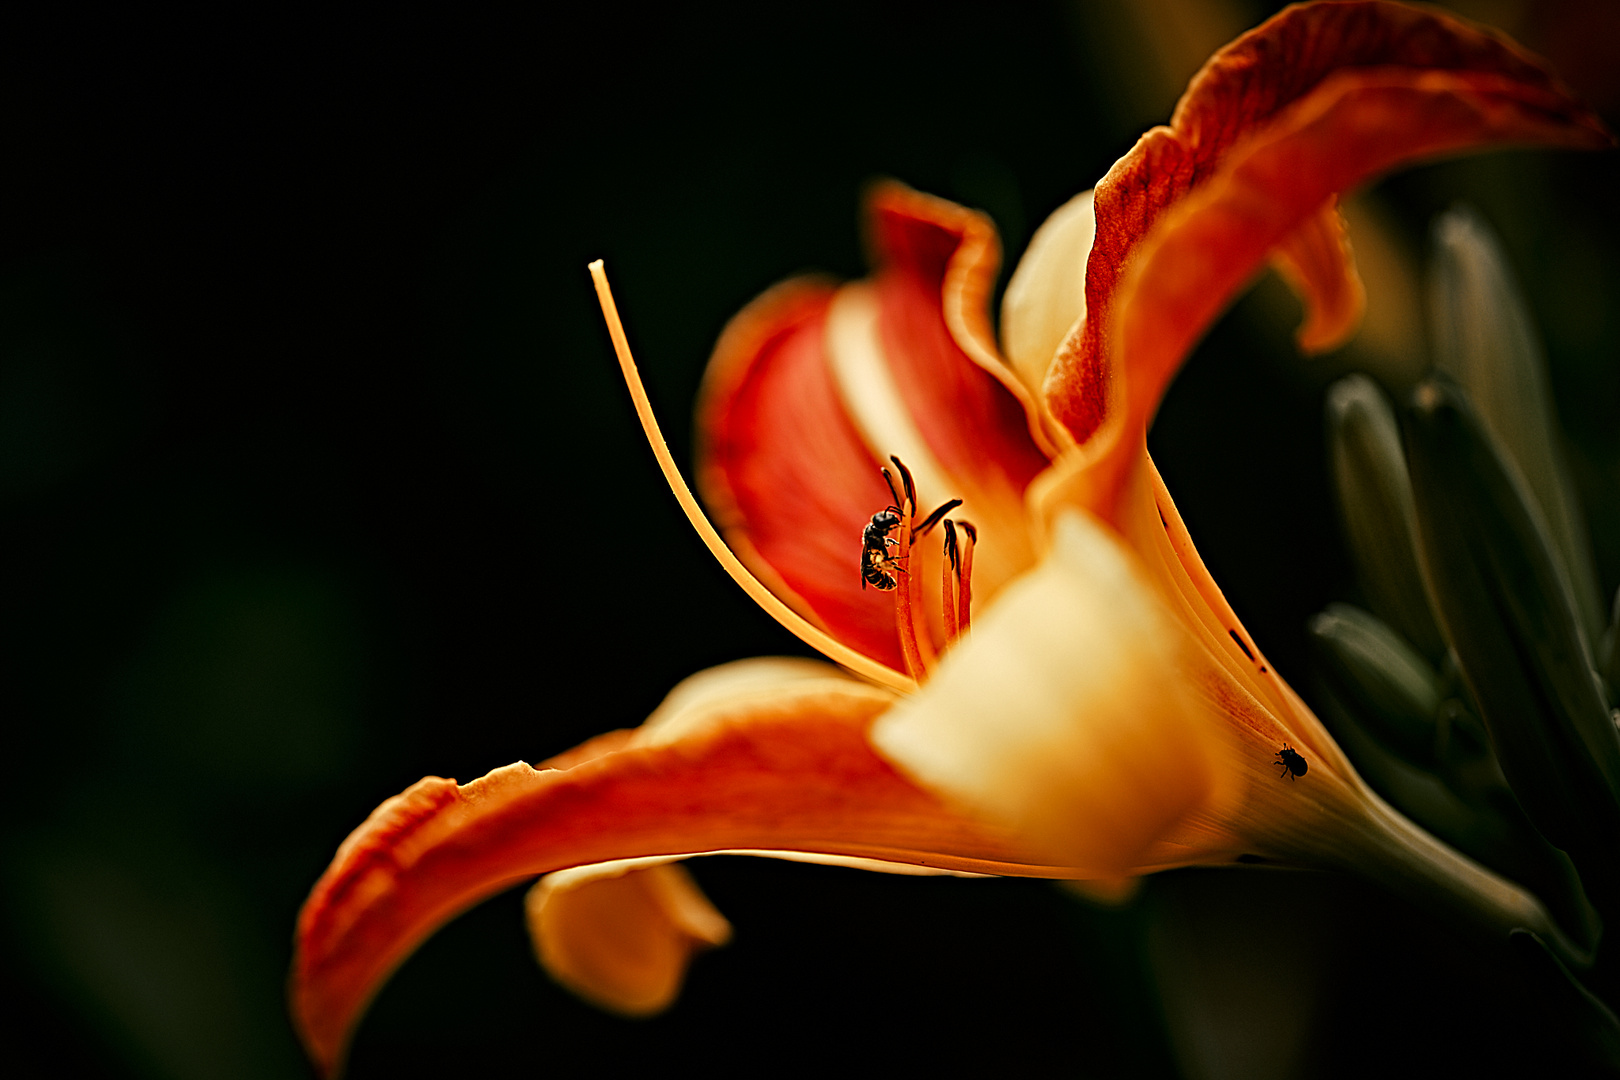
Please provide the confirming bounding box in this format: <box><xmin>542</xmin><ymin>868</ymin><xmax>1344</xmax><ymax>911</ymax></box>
<box><xmin>1403</xmin><ymin>375</ymin><xmax>1620</xmax><ymax>886</ymax></box>
<box><xmin>1430</xmin><ymin>206</ymin><xmax>1605</xmax><ymax>647</ymax></box>
<box><xmin>1308</xmin><ymin>602</ymin><xmax>1443</xmax><ymax>766</ymax></box>
<box><xmin>1325</xmin><ymin>376</ymin><xmax>1447</xmax><ymax>659</ymax></box>
<box><xmin>1311</xmin><ymin>679</ymin><xmax>1474</xmax><ymax>843</ymax></box>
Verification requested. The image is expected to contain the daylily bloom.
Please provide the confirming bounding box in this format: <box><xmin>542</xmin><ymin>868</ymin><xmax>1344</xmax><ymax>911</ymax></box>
<box><xmin>290</xmin><ymin>3</ymin><xmax>1612</xmax><ymax>1074</ymax></box>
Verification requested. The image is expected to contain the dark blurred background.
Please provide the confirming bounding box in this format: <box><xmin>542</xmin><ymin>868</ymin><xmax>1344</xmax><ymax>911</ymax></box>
<box><xmin>1</xmin><ymin>2</ymin><xmax>1615</xmax><ymax>1077</ymax></box>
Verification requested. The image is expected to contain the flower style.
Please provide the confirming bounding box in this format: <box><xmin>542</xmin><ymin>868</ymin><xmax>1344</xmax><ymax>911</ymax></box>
<box><xmin>289</xmin><ymin>3</ymin><xmax>1612</xmax><ymax>1074</ymax></box>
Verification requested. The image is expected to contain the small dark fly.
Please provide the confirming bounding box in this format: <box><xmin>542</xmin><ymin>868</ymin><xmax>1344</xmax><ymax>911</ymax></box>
<box><xmin>1275</xmin><ymin>743</ymin><xmax>1307</xmax><ymax>780</ymax></box>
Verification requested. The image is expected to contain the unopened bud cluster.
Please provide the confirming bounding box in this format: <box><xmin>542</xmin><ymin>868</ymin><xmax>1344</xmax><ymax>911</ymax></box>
<box><xmin>1313</xmin><ymin>207</ymin><xmax>1620</xmax><ymax>1053</ymax></box>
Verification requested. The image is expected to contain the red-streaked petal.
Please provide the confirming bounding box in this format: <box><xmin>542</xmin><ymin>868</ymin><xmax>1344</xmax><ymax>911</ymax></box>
<box><xmin>291</xmin><ymin>671</ymin><xmax>1074</xmax><ymax>1077</ymax></box>
<box><xmin>695</xmin><ymin>279</ymin><xmax>907</xmax><ymax>672</ymax></box>
<box><xmin>864</xmin><ymin>185</ymin><xmax>1054</xmax><ymax>596</ymax></box>
<box><xmin>866</xmin><ymin>182</ymin><xmax>1061</xmax><ymax>472</ymax></box>
<box><xmin>696</xmin><ymin>187</ymin><xmax>1055</xmax><ymax>667</ymax></box>
<box><xmin>1045</xmin><ymin>0</ymin><xmax>1611</xmax><ymax>443</ymax></box>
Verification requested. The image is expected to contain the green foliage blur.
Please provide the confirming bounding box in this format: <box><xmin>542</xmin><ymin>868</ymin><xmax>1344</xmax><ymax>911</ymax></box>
<box><xmin>1</xmin><ymin>2</ymin><xmax>1616</xmax><ymax>1078</ymax></box>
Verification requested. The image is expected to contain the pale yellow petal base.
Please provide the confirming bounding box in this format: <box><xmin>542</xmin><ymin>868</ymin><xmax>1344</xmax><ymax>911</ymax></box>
<box><xmin>1002</xmin><ymin>189</ymin><xmax>1096</xmax><ymax>398</ymax></box>
<box><xmin>871</xmin><ymin>509</ymin><xmax>1228</xmax><ymax>875</ymax></box>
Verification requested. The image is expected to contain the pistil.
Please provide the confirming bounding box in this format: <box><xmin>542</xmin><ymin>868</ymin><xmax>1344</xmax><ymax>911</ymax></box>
<box><xmin>590</xmin><ymin>259</ymin><xmax>917</xmax><ymax>694</ymax></box>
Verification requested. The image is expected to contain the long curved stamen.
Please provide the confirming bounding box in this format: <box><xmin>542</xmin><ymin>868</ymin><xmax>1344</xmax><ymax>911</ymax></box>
<box><xmin>956</xmin><ymin>520</ymin><xmax>976</xmax><ymax>634</ymax></box>
<box><xmin>886</xmin><ymin>456</ymin><xmax>946</xmax><ymax>678</ymax></box>
<box><xmin>882</xmin><ymin>455</ymin><xmax>966</xmax><ymax>676</ymax></box>
<box><xmin>590</xmin><ymin>260</ymin><xmax>916</xmax><ymax>694</ymax></box>
<box><xmin>938</xmin><ymin>518</ymin><xmax>976</xmax><ymax>645</ymax></box>
<box><xmin>891</xmin><ymin>493</ymin><xmax>928</xmax><ymax>680</ymax></box>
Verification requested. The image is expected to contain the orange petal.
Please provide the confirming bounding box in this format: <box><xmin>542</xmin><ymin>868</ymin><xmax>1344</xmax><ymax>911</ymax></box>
<box><xmin>291</xmin><ymin>667</ymin><xmax>1073</xmax><ymax>1077</ymax></box>
<box><xmin>1045</xmin><ymin>0</ymin><xmax>1611</xmax><ymax>445</ymax></box>
<box><xmin>525</xmin><ymin>860</ymin><xmax>731</xmax><ymax>1017</ymax></box>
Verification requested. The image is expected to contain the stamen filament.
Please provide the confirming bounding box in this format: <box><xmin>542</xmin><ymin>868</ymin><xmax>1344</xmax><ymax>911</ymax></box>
<box><xmin>940</xmin><ymin>519</ymin><xmax>960</xmax><ymax>643</ymax></box>
<box><xmin>905</xmin><ymin>500</ymin><xmax>940</xmax><ymax>674</ymax></box>
<box><xmin>589</xmin><ymin>260</ymin><xmax>916</xmax><ymax>695</ymax></box>
<box><xmin>957</xmin><ymin>520</ymin><xmax>976</xmax><ymax>635</ymax></box>
<box><xmin>891</xmin><ymin>493</ymin><xmax>929</xmax><ymax>680</ymax></box>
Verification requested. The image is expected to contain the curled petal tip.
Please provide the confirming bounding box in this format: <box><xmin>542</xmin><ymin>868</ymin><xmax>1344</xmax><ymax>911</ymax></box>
<box><xmin>527</xmin><ymin>861</ymin><xmax>732</xmax><ymax>1017</ymax></box>
<box><xmin>1046</xmin><ymin>0</ymin><xmax>1616</xmax><ymax>448</ymax></box>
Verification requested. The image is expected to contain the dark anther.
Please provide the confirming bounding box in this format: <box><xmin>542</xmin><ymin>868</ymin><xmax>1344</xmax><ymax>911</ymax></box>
<box><xmin>942</xmin><ymin>519</ymin><xmax>960</xmax><ymax>573</ymax></box>
<box><xmin>881</xmin><ymin>464</ymin><xmax>906</xmax><ymax>512</ymax></box>
<box><xmin>915</xmin><ymin>498</ymin><xmax>963</xmax><ymax>539</ymax></box>
<box><xmin>889</xmin><ymin>455</ymin><xmax>917</xmax><ymax>512</ymax></box>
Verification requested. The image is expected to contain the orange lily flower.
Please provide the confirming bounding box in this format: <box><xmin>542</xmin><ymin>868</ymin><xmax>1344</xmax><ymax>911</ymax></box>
<box><xmin>290</xmin><ymin>3</ymin><xmax>1612</xmax><ymax>1074</ymax></box>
